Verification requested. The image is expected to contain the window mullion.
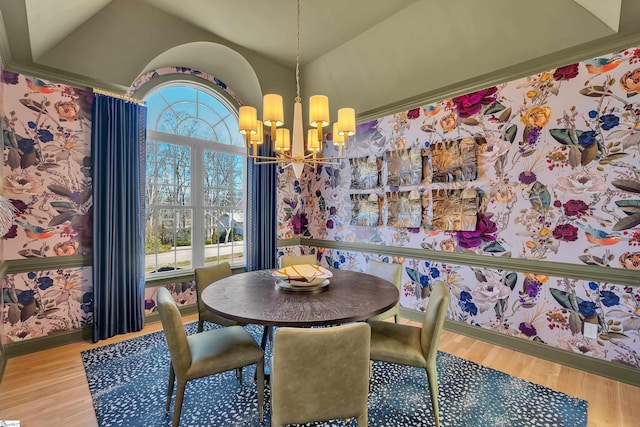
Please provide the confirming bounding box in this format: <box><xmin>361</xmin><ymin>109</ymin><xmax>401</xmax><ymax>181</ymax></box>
<box><xmin>193</xmin><ymin>143</ymin><xmax>204</xmax><ymax>268</ymax></box>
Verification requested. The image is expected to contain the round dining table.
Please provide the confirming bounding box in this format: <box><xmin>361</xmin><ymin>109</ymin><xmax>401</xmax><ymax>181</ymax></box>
<box><xmin>201</xmin><ymin>268</ymin><xmax>400</xmax><ymax>328</ymax></box>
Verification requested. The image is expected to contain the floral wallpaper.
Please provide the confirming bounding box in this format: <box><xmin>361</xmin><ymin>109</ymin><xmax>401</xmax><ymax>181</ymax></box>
<box><xmin>2</xmin><ymin>71</ymin><xmax>93</xmax><ymax>258</ymax></box>
<box><xmin>2</xmin><ymin>267</ymin><xmax>92</xmax><ymax>344</ymax></box>
<box><xmin>277</xmin><ymin>45</ymin><xmax>640</xmax><ymax>367</ymax></box>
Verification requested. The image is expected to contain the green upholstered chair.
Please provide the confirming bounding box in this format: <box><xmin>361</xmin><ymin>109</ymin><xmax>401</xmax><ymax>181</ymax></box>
<box><xmin>366</xmin><ymin>259</ymin><xmax>402</xmax><ymax>323</ymax></box>
<box><xmin>270</xmin><ymin>323</ymin><xmax>371</xmax><ymax>427</ymax></box>
<box><xmin>369</xmin><ymin>280</ymin><xmax>449</xmax><ymax>427</ymax></box>
<box><xmin>280</xmin><ymin>254</ymin><xmax>317</xmax><ymax>268</ymax></box>
<box><xmin>157</xmin><ymin>287</ymin><xmax>265</xmax><ymax>427</ymax></box>
<box><xmin>194</xmin><ymin>262</ymin><xmax>243</xmax><ymax>332</ymax></box>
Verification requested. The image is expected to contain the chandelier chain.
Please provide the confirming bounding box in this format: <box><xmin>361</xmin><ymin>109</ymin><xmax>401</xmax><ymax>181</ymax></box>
<box><xmin>295</xmin><ymin>0</ymin><xmax>301</xmax><ymax>103</ymax></box>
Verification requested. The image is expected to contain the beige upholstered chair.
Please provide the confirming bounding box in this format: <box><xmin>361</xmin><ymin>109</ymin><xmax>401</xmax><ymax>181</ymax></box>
<box><xmin>270</xmin><ymin>323</ymin><xmax>371</xmax><ymax>426</ymax></box>
<box><xmin>157</xmin><ymin>287</ymin><xmax>264</xmax><ymax>427</ymax></box>
<box><xmin>280</xmin><ymin>254</ymin><xmax>317</xmax><ymax>268</ymax></box>
<box><xmin>194</xmin><ymin>262</ymin><xmax>242</xmax><ymax>332</ymax></box>
<box><xmin>366</xmin><ymin>259</ymin><xmax>402</xmax><ymax>323</ymax></box>
<box><xmin>369</xmin><ymin>280</ymin><xmax>449</xmax><ymax>427</ymax></box>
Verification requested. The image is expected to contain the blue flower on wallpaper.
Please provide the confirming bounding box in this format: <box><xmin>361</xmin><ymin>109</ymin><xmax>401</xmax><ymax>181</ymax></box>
<box><xmin>430</xmin><ymin>268</ymin><xmax>440</xmax><ymax>278</ymax></box>
<box><xmin>27</xmin><ymin>271</ymin><xmax>36</xmax><ymax>279</ymax></box>
<box><xmin>599</xmin><ymin>290</ymin><xmax>620</xmax><ymax>307</ymax></box>
<box><xmin>2</xmin><ymin>70</ymin><xmax>19</xmax><ymax>84</ymax></box>
<box><xmin>578</xmin><ymin>301</ymin><xmax>597</xmax><ymax>317</ymax></box>
<box><xmin>458</xmin><ymin>291</ymin><xmax>478</xmax><ymax>316</ymax></box>
<box><xmin>419</xmin><ymin>275</ymin><xmax>429</xmax><ymax>286</ymax></box>
<box><xmin>37</xmin><ymin>276</ymin><xmax>54</xmax><ymax>290</ymax></box>
<box><xmin>588</xmin><ymin>282</ymin><xmax>599</xmax><ymax>290</ymax></box>
<box><xmin>18</xmin><ymin>138</ymin><xmax>35</xmax><ymax>153</ymax></box>
<box><xmin>599</xmin><ymin>114</ymin><xmax>620</xmax><ymax>130</ymax></box>
<box><xmin>37</xmin><ymin>128</ymin><xmax>54</xmax><ymax>142</ymax></box>
<box><xmin>18</xmin><ymin>289</ymin><xmax>35</xmax><ymax>305</ymax></box>
<box><xmin>28</xmin><ymin>121</ymin><xmax>36</xmax><ymax>128</ymax></box>
<box><xmin>578</xmin><ymin>130</ymin><xmax>597</xmax><ymax>147</ymax></box>
<box><xmin>588</xmin><ymin>110</ymin><xmax>598</xmax><ymax>118</ymax></box>
<box><xmin>81</xmin><ymin>292</ymin><xmax>94</xmax><ymax>312</ymax></box>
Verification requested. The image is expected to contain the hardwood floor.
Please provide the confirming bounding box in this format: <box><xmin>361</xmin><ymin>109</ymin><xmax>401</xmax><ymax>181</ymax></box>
<box><xmin>0</xmin><ymin>315</ymin><xmax>638</xmax><ymax>426</ymax></box>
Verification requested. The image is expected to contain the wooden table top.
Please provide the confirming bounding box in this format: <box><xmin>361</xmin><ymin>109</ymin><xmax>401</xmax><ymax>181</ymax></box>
<box><xmin>201</xmin><ymin>268</ymin><xmax>399</xmax><ymax>327</ymax></box>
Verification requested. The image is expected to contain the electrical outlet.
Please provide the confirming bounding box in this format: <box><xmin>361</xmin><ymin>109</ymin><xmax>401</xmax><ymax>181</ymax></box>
<box><xmin>583</xmin><ymin>322</ymin><xmax>598</xmax><ymax>339</ymax></box>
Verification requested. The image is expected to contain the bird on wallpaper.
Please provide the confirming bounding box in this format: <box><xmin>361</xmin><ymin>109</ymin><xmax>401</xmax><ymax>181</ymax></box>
<box><xmin>25</xmin><ymin>76</ymin><xmax>57</xmax><ymax>94</ymax></box>
<box><xmin>576</xmin><ymin>222</ymin><xmax>622</xmax><ymax>246</ymax></box>
<box><xmin>584</xmin><ymin>56</ymin><xmax>623</xmax><ymax>74</ymax></box>
<box><xmin>15</xmin><ymin>219</ymin><xmax>55</xmax><ymax>240</ymax></box>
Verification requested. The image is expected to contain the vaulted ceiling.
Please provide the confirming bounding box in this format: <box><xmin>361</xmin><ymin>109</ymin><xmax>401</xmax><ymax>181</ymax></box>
<box><xmin>1</xmin><ymin>0</ymin><xmax>640</xmax><ymax>122</ymax></box>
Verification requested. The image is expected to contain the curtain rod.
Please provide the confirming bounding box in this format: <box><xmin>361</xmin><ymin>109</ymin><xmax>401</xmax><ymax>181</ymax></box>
<box><xmin>92</xmin><ymin>87</ymin><xmax>145</xmax><ymax>105</ymax></box>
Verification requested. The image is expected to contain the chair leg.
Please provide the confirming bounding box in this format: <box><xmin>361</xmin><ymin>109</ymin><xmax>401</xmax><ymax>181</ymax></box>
<box><xmin>256</xmin><ymin>358</ymin><xmax>265</xmax><ymax>422</ymax></box>
<box><xmin>166</xmin><ymin>364</ymin><xmax>175</xmax><ymax>414</ymax></box>
<box><xmin>394</xmin><ymin>314</ymin><xmax>399</xmax><ymax>323</ymax></box>
<box><xmin>425</xmin><ymin>366</ymin><xmax>440</xmax><ymax>427</ymax></box>
<box><xmin>235</xmin><ymin>367</ymin><xmax>243</xmax><ymax>385</ymax></box>
<box><xmin>172</xmin><ymin>380</ymin><xmax>187</xmax><ymax>427</ymax></box>
<box><xmin>197</xmin><ymin>319</ymin><xmax>204</xmax><ymax>333</ymax></box>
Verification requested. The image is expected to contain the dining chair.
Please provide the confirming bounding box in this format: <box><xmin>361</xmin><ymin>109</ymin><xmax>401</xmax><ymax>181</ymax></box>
<box><xmin>194</xmin><ymin>262</ymin><xmax>243</xmax><ymax>332</ymax></box>
<box><xmin>157</xmin><ymin>287</ymin><xmax>265</xmax><ymax>427</ymax></box>
<box><xmin>366</xmin><ymin>259</ymin><xmax>402</xmax><ymax>323</ymax></box>
<box><xmin>279</xmin><ymin>254</ymin><xmax>317</xmax><ymax>268</ymax></box>
<box><xmin>369</xmin><ymin>280</ymin><xmax>449</xmax><ymax>427</ymax></box>
<box><xmin>270</xmin><ymin>322</ymin><xmax>371</xmax><ymax>426</ymax></box>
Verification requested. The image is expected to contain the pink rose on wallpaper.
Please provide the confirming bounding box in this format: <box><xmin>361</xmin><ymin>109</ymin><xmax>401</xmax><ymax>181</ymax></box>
<box><xmin>563</xmin><ymin>199</ymin><xmax>590</xmax><ymax>217</ymax></box>
<box><xmin>552</xmin><ymin>223</ymin><xmax>579</xmax><ymax>242</ymax></box>
<box><xmin>478</xmin><ymin>137</ymin><xmax>511</xmax><ymax>167</ymax></box>
<box><xmin>471</xmin><ymin>277</ymin><xmax>511</xmax><ymax>312</ymax></box>
<box><xmin>406</xmin><ymin>108</ymin><xmax>421</xmax><ymax>119</ymax></box>
<box><xmin>553</xmin><ymin>63</ymin><xmax>580</xmax><ymax>81</ymax></box>
<box><xmin>452</xmin><ymin>87</ymin><xmax>497</xmax><ymax>118</ymax></box>
<box><xmin>455</xmin><ymin>212</ymin><xmax>497</xmax><ymax>248</ymax></box>
<box><xmin>291</xmin><ymin>212</ymin><xmax>308</xmax><ymax>235</ymax></box>
<box><xmin>555</xmin><ymin>170</ymin><xmax>607</xmax><ymax>194</ymax></box>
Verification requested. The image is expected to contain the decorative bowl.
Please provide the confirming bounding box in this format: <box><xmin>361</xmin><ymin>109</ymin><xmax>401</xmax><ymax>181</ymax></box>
<box><xmin>272</xmin><ymin>264</ymin><xmax>333</xmax><ymax>287</ymax></box>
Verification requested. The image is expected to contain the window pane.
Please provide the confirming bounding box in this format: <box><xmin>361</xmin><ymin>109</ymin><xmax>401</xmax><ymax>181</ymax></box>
<box><xmin>203</xmin><ymin>208</ymin><xmax>245</xmax><ymax>267</ymax></box>
<box><xmin>145</xmin><ymin>208</ymin><xmax>193</xmax><ymax>273</ymax></box>
<box><xmin>146</xmin><ymin>141</ymin><xmax>191</xmax><ymax>206</ymax></box>
<box><xmin>176</xmin><ymin>118</ymin><xmax>215</xmax><ymax>141</ymax></box>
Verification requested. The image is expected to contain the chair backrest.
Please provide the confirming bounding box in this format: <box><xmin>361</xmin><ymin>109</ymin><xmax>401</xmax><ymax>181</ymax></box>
<box><xmin>271</xmin><ymin>322</ymin><xmax>371</xmax><ymax>426</ymax></box>
<box><xmin>194</xmin><ymin>262</ymin><xmax>232</xmax><ymax>316</ymax></box>
<box><xmin>420</xmin><ymin>280</ymin><xmax>450</xmax><ymax>365</ymax></box>
<box><xmin>157</xmin><ymin>287</ymin><xmax>192</xmax><ymax>377</ymax></box>
<box><xmin>366</xmin><ymin>259</ymin><xmax>402</xmax><ymax>289</ymax></box>
<box><xmin>280</xmin><ymin>254</ymin><xmax>317</xmax><ymax>268</ymax></box>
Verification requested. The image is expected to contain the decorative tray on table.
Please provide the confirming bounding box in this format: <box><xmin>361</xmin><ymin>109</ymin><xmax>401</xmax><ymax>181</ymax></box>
<box><xmin>272</xmin><ymin>264</ymin><xmax>333</xmax><ymax>292</ymax></box>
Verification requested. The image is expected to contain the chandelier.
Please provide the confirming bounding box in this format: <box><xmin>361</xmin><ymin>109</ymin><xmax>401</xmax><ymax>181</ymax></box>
<box><xmin>238</xmin><ymin>0</ymin><xmax>356</xmax><ymax>179</ymax></box>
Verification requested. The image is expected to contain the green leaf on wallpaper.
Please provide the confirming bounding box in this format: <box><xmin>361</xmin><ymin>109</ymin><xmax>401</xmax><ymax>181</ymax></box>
<box><xmin>579</xmin><ymin>85</ymin><xmax>612</xmax><ymax>97</ymax></box>
<box><xmin>79</xmin><ymin>187</ymin><xmax>92</xmax><ymax>205</ymax></box>
<box><xmin>484</xmin><ymin>101</ymin><xmax>506</xmax><ymax>115</ymax></box>
<box><xmin>324</xmin><ymin>255</ymin><xmax>334</xmax><ymax>267</ymax></box>
<box><xmin>611</xmin><ymin>179</ymin><xmax>640</xmax><ymax>193</ymax></box>
<box><xmin>473</xmin><ymin>268</ymin><xmax>487</xmax><ymax>283</ymax></box>
<box><xmin>50</xmin><ymin>201</ymin><xmax>76</xmax><ymax>211</ymax></box>
<box><xmin>504</xmin><ymin>272</ymin><xmax>518</xmax><ymax>290</ymax></box>
<box><xmin>48</xmin><ymin>184</ymin><xmax>72</xmax><ymax>197</ymax></box>
<box><xmin>549</xmin><ymin>128</ymin><xmax>580</xmax><ymax>145</ymax></box>
<box><xmin>461</xmin><ymin>117</ymin><xmax>480</xmax><ymax>126</ymax></box>
<box><xmin>20</xmin><ymin>150</ymin><xmax>36</xmax><ymax>169</ymax></box>
<box><xmin>483</xmin><ymin>241</ymin><xmax>505</xmax><ymax>253</ymax></box>
<box><xmin>2</xmin><ymin>288</ymin><xmax>22</xmax><ymax>304</ymax></box>
<box><xmin>549</xmin><ymin>288</ymin><xmax>583</xmax><ymax>311</ymax></box>
<box><xmin>599</xmin><ymin>152</ymin><xmax>628</xmax><ymax>164</ymax></box>
<box><xmin>405</xmin><ymin>267</ymin><xmax>419</xmax><ymax>283</ymax></box>
<box><xmin>612</xmin><ymin>213</ymin><xmax>640</xmax><ymax>231</ymax></box>
<box><xmin>7</xmin><ymin>147</ymin><xmax>21</xmax><ymax>169</ymax></box>
<box><xmin>19</xmin><ymin>98</ymin><xmax>48</xmax><ymax>114</ymax></box>
<box><xmin>581</xmin><ymin>141</ymin><xmax>598</xmax><ymax>165</ymax></box>
<box><xmin>49</xmin><ymin>211</ymin><xmax>74</xmax><ymax>226</ymax></box>
<box><xmin>497</xmin><ymin>107</ymin><xmax>512</xmax><ymax>122</ymax></box>
<box><xmin>505</xmin><ymin>124</ymin><xmax>517</xmax><ymax>143</ymax></box>
<box><xmin>615</xmin><ymin>200</ymin><xmax>640</xmax><ymax>215</ymax></box>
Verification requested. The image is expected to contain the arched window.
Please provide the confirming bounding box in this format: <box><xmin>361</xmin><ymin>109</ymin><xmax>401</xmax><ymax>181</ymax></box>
<box><xmin>144</xmin><ymin>82</ymin><xmax>246</xmax><ymax>276</ymax></box>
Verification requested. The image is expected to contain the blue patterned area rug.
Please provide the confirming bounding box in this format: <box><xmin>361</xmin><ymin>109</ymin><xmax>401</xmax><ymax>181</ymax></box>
<box><xmin>81</xmin><ymin>323</ymin><xmax>587</xmax><ymax>427</ymax></box>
